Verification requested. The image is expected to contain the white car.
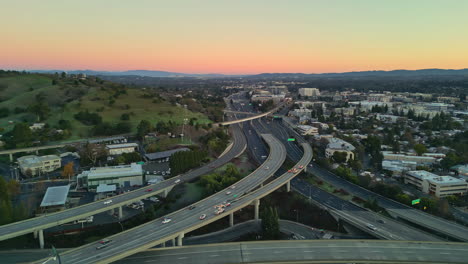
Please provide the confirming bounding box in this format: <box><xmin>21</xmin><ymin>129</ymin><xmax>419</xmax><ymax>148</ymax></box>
<box><xmin>174</xmin><ymin>179</ymin><xmax>181</xmax><ymax>184</ymax></box>
<box><xmin>103</xmin><ymin>200</ymin><xmax>113</xmax><ymax>205</ymax></box>
<box><xmin>162</xmin><ymin>218</ymin><xmax>172</xmax><ymax>224</ymax></box>
<box><xmin>199</xmin><ymin>214</ymin><xmax>206</xmax><ymax>220</ymax></box>
<box><xmin>366</xmin><ymin>223</ymin><xmax>377</xmax><ymax>231</ymax></box>
<box><xmin>230</xmin><ymin>185</ymin><xmax>236</xmax><ymax>189</ymax></box>
<box><xmin>226</xmin><ymin>191</ymin><xmax>232</xmax><ymax>195</ymax></box>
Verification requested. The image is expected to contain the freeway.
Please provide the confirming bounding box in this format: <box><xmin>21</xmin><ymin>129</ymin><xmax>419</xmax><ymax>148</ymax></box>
<box><xmin>39</xmin><ymin>133</ymin><xmax>288</xmax><ymax>264</ymax></box>
<box><xmin>254</xmin><ymin>118</ymin><xmax>440</xmax><ymax>241</ymax></box>
<box><xmin>0</xmin><ymin>124</ymin><xmax>247</xmax><ymax>242</ymax></box>
<box><xmin>309</xmin><ymin>164</ymin><xmax>468</xmax><ymax>241</ymax></box>
<box><xmin>113</xmin><ymin>240</ymin><xmax>468</xmax><ymax>264</ymax></box>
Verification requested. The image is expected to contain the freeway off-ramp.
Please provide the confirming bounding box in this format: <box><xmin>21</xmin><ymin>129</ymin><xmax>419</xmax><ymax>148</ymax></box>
<box><xmin>114</xmin><ymin>240</ymin><xmax>468</xmax><ymax>264</ymax></box>
<box><xmin>38</xmin><ymin>133</ymin><xmax>294</xmax><ymax>264</ymax></box>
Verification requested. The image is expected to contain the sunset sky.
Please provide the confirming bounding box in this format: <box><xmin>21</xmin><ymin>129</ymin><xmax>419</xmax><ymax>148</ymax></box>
<box><xmin>1</xmin><ymin>0</ymin><xmax>467</xmax><ymax>74</ymax></box>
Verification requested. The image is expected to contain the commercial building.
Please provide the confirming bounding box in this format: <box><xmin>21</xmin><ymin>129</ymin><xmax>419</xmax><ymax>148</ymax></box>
<box><xmin>18</xmin><ymin>155</ymin><xmax>61</xmax><ymax>176</ymax></box>
<box><xmin>77</xmin><ymin>163</ymin><xmax>143</xmax><ymax>190</ymax></box>
<box><xmin>325</xmin><ymin>138</ymin><xmax>356</xmax><ymax>162</ymax></box>
<box><xmin>382</xmin><ymin>160</ymin><xmax>418</xmax><ymax>175</ymax></box>
<box><xmin>404</xmin><ymin>170</ymin><xmax>468</xmax><ymax>198</ymax></box>
<box><xmin>296</xmin><ymin>125</ymin><xmax>319</xmax><ymax>136</ymax></box>
<box><xmin>290</xmin><ymin>108</ymin><xmax>312</xmax><ymax>118</ymax></box>
<box><xmin>106</xmin><ymin>143</ymin><xmax>138</xmax><ymax>155</ymax></box>
<box><xmin>451</xmin><ymin>165</ymin><xmax>468</xmax><ymax>177</ymax></box>
<box><xmin>298</xmin><ymin>88</ymin><xmax>320</xmax><ymax>97</ymax></box>
<box><xmin>144</xmin><ymin>148</ymin><xmax>190</xmax><ymax>162</ymax></box>
<box><xmin>382</xmin><ymin>151</ymin><xmax>437</xmax><ymax>166</ymax></box>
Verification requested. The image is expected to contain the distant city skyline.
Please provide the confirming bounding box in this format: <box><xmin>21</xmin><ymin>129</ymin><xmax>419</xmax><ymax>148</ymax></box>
<box><xmin>2</xmin><ymin>0</ymin><xmax>468</xmax><ymax>74</ymax></box>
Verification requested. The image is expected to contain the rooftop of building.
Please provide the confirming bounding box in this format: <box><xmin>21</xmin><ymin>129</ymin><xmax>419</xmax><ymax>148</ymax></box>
<box><xmin>40</xmin><ymin>185</ymin><xmax>70</xmax><ymax>207</ymax></box>
<box><xmin>106</xmin><ymin>143</ymin><xmax>138</xmax><ymax>149</ymax></box>
<box><xmin>18</xmin><ymin>155</ymin><xmax>61</xmax><ymax>167</ymax></box>
<box><xmin>407</xmin><ymin>170</ymin><xmax>466</xmax><ymax>185</ymax></box>
<box><xmin>145</xmin><ymin>148</ymin><xmax>190</xmax><ymax>160</ymax></box>
<box><xmin>79</xmin><ymin>163</ymin><xmax>143</xmax><ymax>179</ymax></box>
<box><xmin>327</xmin><ymin>137</ymin><xmax>356</xmax><ymax>151</ymax></box>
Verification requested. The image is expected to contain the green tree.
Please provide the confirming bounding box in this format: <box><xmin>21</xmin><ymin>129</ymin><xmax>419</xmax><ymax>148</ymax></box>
<box><xmin>11</xmin><ymin>123</ymin><xmax>33</xmax><ymax>147</ymax></box>
<box><xmin>332</xmin><ymin>151</ymin><xmax>348</xmax><ymax>163</ymax></box>
<box><xmin>28</xmin><ymin>102</ymin><xmax>50</xmax><ymax>121</ymax></box>
<box><xmin>120</xmin><ymin>113</ymin><xmax>130</xmax><ymax>121</ymax></box>
<box><xmin>137</xmin><ymin>120</ymin><xmax>152</xmax><ymax>139</ymax></box>
<box><xmin>261</xmin><ymin>206</ymin><xmax>280</xmax><ymax>240</ymax></box>
<box><xmin>414</xmin><ymin>144</ymin><xmax>427</xmax><ymax>156</ymax></box>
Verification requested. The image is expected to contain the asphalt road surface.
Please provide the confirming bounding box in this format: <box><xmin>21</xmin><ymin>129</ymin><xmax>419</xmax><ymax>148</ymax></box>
<box><xmin>309</xmin><ymin>164</ymin><xmax>468</xmax><ymax>241</ymax></box>
<box><xmin>38</xmin><ymin>134</ymin><xmax>287</xmax><ymax>264</ymax></box>
<box><xmin>113</xmin><ymin>240</ymin><xmax>468</xmax><ymax>264</ymax></box>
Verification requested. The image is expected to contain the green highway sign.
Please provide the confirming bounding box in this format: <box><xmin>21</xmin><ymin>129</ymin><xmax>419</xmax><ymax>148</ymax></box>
<box><xmin>137</xmin><ymin>161</ymin><xmax>145</xmax><ymax>165</ymax></box>
<box><xmin>412</xmin><ymin>198</ymin><xmax>421</xmax><ymax>205</ymax></box>
<box><xmin>287</xmin><ymin>138</ymin><xmax>296</xmax><ymax>141</ymax></box>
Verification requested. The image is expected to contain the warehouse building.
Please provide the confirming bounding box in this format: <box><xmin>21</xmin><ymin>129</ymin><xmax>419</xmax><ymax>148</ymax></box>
<box><xmin>77</xmin><ymin>163</ymin><xmax>143</xmax><ymax>190</ymax></box>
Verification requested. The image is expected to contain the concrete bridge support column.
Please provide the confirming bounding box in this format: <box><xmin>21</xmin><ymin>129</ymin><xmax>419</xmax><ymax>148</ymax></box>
<box><xmin>171</xmin><ymin>238</ymin><xmax>176</xmax><ymax>247</ymax></box>
<box><xmin>38</xmin><ymin>229</ymin><xmax>44</xmax><ymax>249</ymax></box>
<box><xmin>304</xmin><ymin>167</ymin><xmax>307</xmax><ymax>173</ymax></box>
<box><xmin>163</xmin><ymin>189</ymin><xmax>169</xmax><ymax>198</ymax></box>
<box><xmin>286</xmin><ymin>181</ymin><xmax>291</xmax><ymax>192</ymax></box>
<box><xmin>9</xmin><ymin>153</ymin><xmax>13</xmax><ymax>162</ymax></box>
<box><xmin>177</xmin><ymin>233</ymin><xmax>184</xmax><ymax>246</ymax></box>
<box><xmin>254</xmin><ymin>199</ymin><xmax>260</xmax><ymax>220</ymax></box>
<box><xmin>33</xmin><ymin>230</ymin><xmax>38</xmax><ymax>239</ymax></box>
<box><xmin>161</xmin><ymin>242</ymin><xmax>165</xmax><ymax>248</ymax></box>
<box><xmin>36</xmin><ymin>150</ymin><xmax>39</xmax><ymax>155</ymax></box>
<box><xmin>118</xmin><ymin>206</ymin><xmax>123</xmax><ymax>219</ymax></box>
<box><xmin>229</xmin><ymin>212</ymin><xmax>234</xmax><ymax>227</ymax></box>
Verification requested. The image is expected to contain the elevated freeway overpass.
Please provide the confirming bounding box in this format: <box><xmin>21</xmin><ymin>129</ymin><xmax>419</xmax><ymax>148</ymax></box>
<box><xmin>0</xmin><ymin>125</ymin><xmax>247</xmax><ymax>248</ymax></box>
<box><xmin>36</xmin><ymin>132</ymin><xmax>312</xmax><ymax>264</ymax></box>
<box><xmin>114</xmin><ymin>240</ymin><xmax>468</xmax><ymax>264</ymax></box>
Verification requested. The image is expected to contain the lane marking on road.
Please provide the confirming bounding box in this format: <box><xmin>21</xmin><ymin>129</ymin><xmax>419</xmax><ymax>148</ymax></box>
<box><xmin>178</xmin><ymin>257</ymin><xmax>188</xmax><ymax>259</ymax></box>
<box><xmin>303</xmin><ymin>250</ymin><xmax>315</xmax><ymax>253</ymax></box>
<box><xmin>210</xmin><ymin>255</ymin><xmax>220</xmax><ymax>257</ymax></box>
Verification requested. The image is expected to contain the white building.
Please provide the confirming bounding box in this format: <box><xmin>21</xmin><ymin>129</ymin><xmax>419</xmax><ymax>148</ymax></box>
<box><xmin>382</xmin><ymin>151</ymin><xmax>437</xmax><ymax>166</ymax></box>
<box><xmin>106</xmin><ymin>143</ymin><xmax>138</xmax><ymax>155</ymax></box>
<box><xmin>18</xmin><ymin>155</ymin><xmax>61</xmax><ymax>176</ymax></box>
<box><xmin>296</xmin><ymin>125</ymin><xmax>319</xmax><ymax>136</ymax></box>
<box><xmin>405</xmin><ymin>170</ymin><xmax>468</xmax><ymax>197</ymax></box>
<box><xmin>451</xmin><ymin>165</ymin><xmax>468</xmax><ymax>177</ymax></box>
<box><xmin>325</xmin><ymin>138</ymin><xmax>356</xmax><ymax>162</ymax></box>
<box><xmin>77</xmin><ymin>163</ymin><xmax>143</xmax><ymax>190</ymax></box>
<box><xmin>382</xmin><ymin>160</ymin><xmax>418</xmax><ymax>175</ymax></box>
<box><xmin>290</xmin><ymin>108</ymin><xmax>312</xmax><ymax>118</ymax></box>
<box><xmin>29</xmin><ymin>123</ymin><xmax>45</xmax><ymax>130</ymax></box>
<box><xmin>298</xmin><ymin>88</ymin><xmax>320</xmax><ymax>97</ymax></box>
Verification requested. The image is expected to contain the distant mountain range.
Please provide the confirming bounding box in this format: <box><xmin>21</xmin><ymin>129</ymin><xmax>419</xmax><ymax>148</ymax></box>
<box><xmin>28</xmin><ymin>68</ymin><xmax>468</xmax><ymax>78</ymax></box>
<box><xmin>29</xmin><ymin>69</ymin><xmax>230</xmax><ymax>78</ymax></box>
<box><xmin>251</xmin><ymin>68</ymin><xmax>468</xmax><ymax>78</ymax></box>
